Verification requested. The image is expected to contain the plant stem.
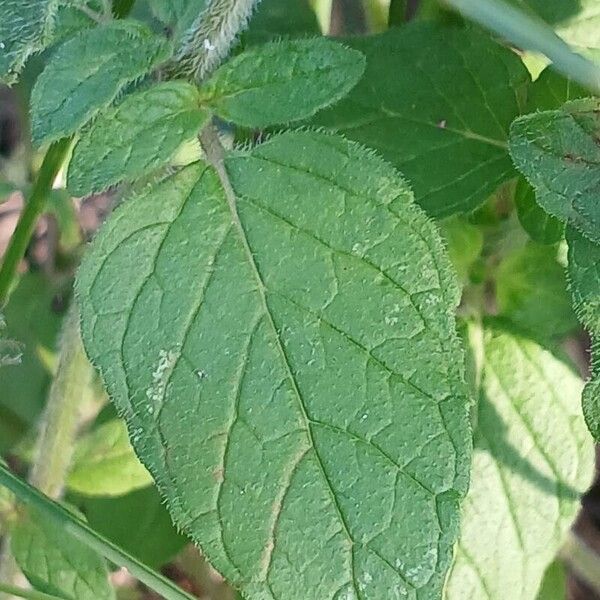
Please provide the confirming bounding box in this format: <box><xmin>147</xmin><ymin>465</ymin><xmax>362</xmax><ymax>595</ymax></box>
<box><xmin>0</xmin><ymin>305</ymin><xmax>94</xmax><ymax>598</ymax></box>
<box><xmin>388</xmin><ymin>0</ymin><xmax>407</xmax><ymax>25</ymax></box>
<box><xmin>0</xmin><ymin>138</ymin><xmax>71</xmax><ymax>309</ymax></box>
<box><xmin>0</xmin><ymin>584</ymin><xmax>64</xmax><ymax>600</ymax></box>
<box><xmin>560</xmin><ymin>531</ymin><xmax>600</xmax><ymax>594</ymax></box>
<box><xmin>28</xmin><ymin>304</ymin><xmax>91</xmax><ymax>499</ymax></box>
<box><xmin>175</xmin><ymin>0</ymin><xmax>261</xmax><ymax>80</ymax></box>
<box><xmin>442</xmin><ymin>0</ymin><xmax>600</xmax><ymax>93</ymax></box>
<box><xmin>0</xmin><ymin>465</ymin><xmax>197</xmax><ymax>600</ymax></box>
<box><xmin>330</xmin><ymin>0</ymin><xmax>367</xmax><ymax>35</ymax></box>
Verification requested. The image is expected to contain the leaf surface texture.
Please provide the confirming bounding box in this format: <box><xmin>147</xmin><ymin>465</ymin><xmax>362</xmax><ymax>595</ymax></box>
<box><xmin>77</xmin><ymin>130</ymin><xmax>472</xmax><ymax>600</ymax></box>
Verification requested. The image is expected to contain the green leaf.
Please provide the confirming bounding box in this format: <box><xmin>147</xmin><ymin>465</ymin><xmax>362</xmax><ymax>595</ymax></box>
<box><xmin>310</xmin><ymin>23</ymin><xmax>530</xmax><ymax>217</ymax></box>
<box><xmin>0</xmin><ymin>274</ymin><xmax>62</xmax><ymax>453</ymax></box>
<box><xmin>72</xmin><ymin>486</ymin><xmax>188</xmax><ymax>569</ymax></box>
<box><xmin>67</xmin><ymin>81</ymin><xmax>208</xmax><ymax>196</ymax></box>
<box><xmin>509</xmin><ymin>98</ymin><xmax>600</xmax><ymax>245</ymax></box>
<box><xmin>77</xmin><ymin>130</ymin><xmax>472</xmax><ymax>600</ymax></box>
<box><xmin>438</xmin><ymin>216</ymin><xmax>484</xmax><ymax>282</ymax></box>
<box><xmin>11</xmin><ymin>507</ymin><xmax>115</xmax><ymax>600</ymax></box>
<box><xmin>0</xmin><ymin>0</ymin><xmax>59</xmax><ymax>84</ymax></box>
<box><xmin>514</xmin><ymin>177</ymin><xmax>564</xmax><ymax>245</ymax></box>
<box><xmin>30</xmin><ymin>21</ymin><xmax>171</xmax><ymax>146</ymax></box>
<box><xmin>526</xmin><ymin>67</ymin><xmax>587</xmax><ymax>113</ymax></box>
<box><xmin>200</xmin><ymin>39</ymin><xmax>366</xmax><ymax>128</ymax></box>
<box><xmin>243</xmin><ymin>0</ymin><xmax>320</xmax><ymax>44</ymax></box>
<box><xmin>536</xmin><ymin>561</ymin><xmax>567</xmax><ymax>600</ymax></box>
<box><xmin>446</xmin><ymin>325</ymin><xmax>593</xmax><ymax>600</ymax></box>
<box><xmin>496</xmin><ymin>243</ymin><xmax>579</xmax><ymax>338</ymax></box>
<box><xmin>566</xmin><ymin>227</ymin><xmax>600</xmax><ymax>439</ymax></box>
<box><xmin>67</xmin><ymin>419</ymin><xmax>153</xmax><ymax>497</ymax></box>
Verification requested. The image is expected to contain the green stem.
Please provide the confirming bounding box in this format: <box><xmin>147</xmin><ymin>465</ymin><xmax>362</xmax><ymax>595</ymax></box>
<box><xmin>442</xmin><ymin>0</ymin><xmax>600</xmax><ymax>93</ymax></box>
<box><xmin>0</xmin><ymin>584</ymin><xmax>63</xmax><ymax>600</ymax></box>
<box><xmin>28</xmin><ymin>305</ymin><xmax>92</xmax><ymax>499</ymax></box>
<box><xmin>0</xmin><ymin>465</ymin><xmax>196</xmax><ymax>600</ymax></box>
<box><xmin>560</xmin><ymin>531</ymin><xmax>600</xmax><ymax>595</ymax></box>
<box><xmin>388</xmin><ymin>0</ymin><xmax>407</xmax><ymax>25</ymax></box>
<box><xmin>0</xmin><ymin>138</ymin><xmax>71</xmax><ymax>309</ymax></box>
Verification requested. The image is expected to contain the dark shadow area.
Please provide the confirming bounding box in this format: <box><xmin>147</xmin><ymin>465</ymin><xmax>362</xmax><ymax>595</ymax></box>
<box><xmin>477</xmin><ymin>392</ymin><xmax>581</xmax><ymax>502</ymax></box>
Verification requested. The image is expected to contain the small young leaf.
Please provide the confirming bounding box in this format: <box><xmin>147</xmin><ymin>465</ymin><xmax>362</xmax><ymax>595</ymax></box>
<box><xmin>526</xmin><ymin>67</ymin><xmax>587</xmax><ymax>113</ymax></box>
<box><xmin>68</xmin><ymin>419</ymin><xmax>153</xmax><ymax>497</ymax></box>
<box><xmin>496</xmin><ymin>243</ymin><xmax>579</xmax><ymax>338</ymax></box>
<box><xmin>0</xmin><ymin>0</ymin><xmax>59</xmax><ymax>84</ymax></box>
<box><xmin>310</xmin><ymin>23</ymin><xmax>530</xmax><ymax>216</ymax></box>
<box><xmin>537</xmin><ymin>561</ymin><xmax>567</xmax><ymax>600</ymax></box>
<box><xmin>72</xmin><ymin>486</ymin><xmax>188</xmax><ymax>568</ymax></box>
<box><xmin>67</xmin><ymin>81</ymin><xmax>209</xmax><ymax>196</ymax></box>
<box><xmin>438</xmin><ymin>216</ymin><xmax>484</xmax><ymax>282</ymax></box>
<box><xmin>510</xmin><ymin>99</ymin><xmax>600</xmax><ymax>245</ymax></box>
<box><xmin>566</xmin><ymin>227</ymin><xmax>600</xmax><ymax>439</ymax></box>
<box><xmin>200</xmin><ymin>39</ymin><xmax>366</xmax><ymax>128</ymax></box>
<box><xmin>11</xmin><ymin>507</ymin><xmax>115</xmax><ymax>600</ymax></box>
<box><xmin>446</xmin><ymin>325</ymin><xmax>593</xmax><ymax>600</ymax></box>
<box><xmin>77</xmin><ymin>131</ymin><xmax>471</xmax><ymax>600</ymax></box>
<box><xmin>31</xmin><ymin>21</ymin><xmax>171</xmax><ymax>146</ymax></box>
<box><xmin>514</xmin><ymin>177</ymin><xmax>564</xmax><ymax>245</ymax></box>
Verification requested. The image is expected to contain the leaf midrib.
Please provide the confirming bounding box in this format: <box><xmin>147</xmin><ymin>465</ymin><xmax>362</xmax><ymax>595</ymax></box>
<box><xmin>199</xmin><ymin>124</ymin><xmax>360</xmax><ymax>592</ymax></box>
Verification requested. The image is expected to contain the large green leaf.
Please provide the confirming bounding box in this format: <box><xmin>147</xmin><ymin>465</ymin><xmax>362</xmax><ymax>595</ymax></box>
<box><xmin>11</xmin><ymin>507</ymin><xmax>115</xmax><ymax>600</ymax></box>
<box><xmin>310</xmin><ymin>23</ymin><xmax>530</xmax><ymax>217</ymax></box>
<box><xmin>67</xmin><ymin>419</ymin><xmax>153</xmax><ymax>496</ymax></box>
<box><xmin>0</xmin><ymin>0</ymin><xmax>59</xmax><ymax>84</ymax></box>
<box><xmin>67</xmin><ymin>81</ymin><xmax>208</xmax><ymax>196</ymax></box>
<box><xmin>496</xmin><ymin>243</ymin><xmax>579</xmax><ymax>338</ymax></box>
<box><xmin>30</xmin><ymin>21</ymin><xmax>171</xmax><ymax>146</ymax></box>
<box><xmin>77</xmin><ymin>130</ymin><xmax>471</xmax><ymax>599</ymax></box>
<box><xmin>509</xmin><ymin>98</ymin><xmax>600</xmax><ymax>245</ymax></box>
<box><xmin>567</xmin><ymin>227</ymin><xmax>600</xmax><ymax>439</ymax></box>
<box><xmin>446</xmin><ymin>325</ymin><xmax>593</xmax><ymax>600</ymax></box>
<box><xmin>200</xmin><ymin>39</ymin><xmax>365</xmax><ymax>128</ymax></box>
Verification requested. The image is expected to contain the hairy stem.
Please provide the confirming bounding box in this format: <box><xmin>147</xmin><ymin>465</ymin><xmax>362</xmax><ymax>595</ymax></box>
<box><xmin>443</xmin><ymin>0</ymin><xmax>600</xmax><ymax>93</ymax></box>
<box><xmin>0</xmin><ymin>465</ymin><xmax>196</xmax><ymax>600</ymax></box>
<box><xmin>0</xmin><ymin>138</ymin><xmax>71</xmax><ymax>309</ymax></box>
<box><xmin>28</xmin><ymin>304</ymin><xmax>92</xmax><ymax>498</ymax></box>
<box><xmin>175</xmin><ymin>0</ymin><xmax>262</xmax><ymax>80</ymax></box>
